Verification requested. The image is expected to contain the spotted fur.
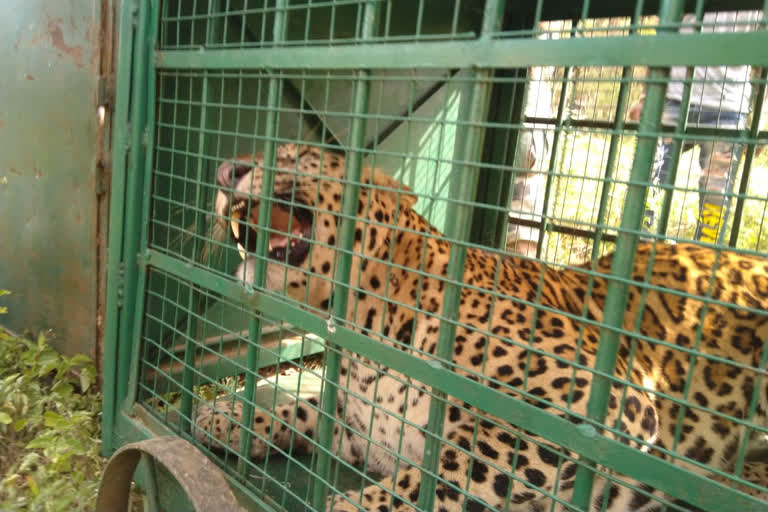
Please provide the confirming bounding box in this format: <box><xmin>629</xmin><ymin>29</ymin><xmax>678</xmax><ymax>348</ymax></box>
<box><xmin>196</xmin><ymin>144</ymin><xmax>768</xmax><ymax>511</ymax></box>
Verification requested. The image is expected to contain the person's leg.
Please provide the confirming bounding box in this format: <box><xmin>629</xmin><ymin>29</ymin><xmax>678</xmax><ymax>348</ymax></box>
<box><xmin>508</xmin><ymin>171</ymin><xmax>546</xmax><ymax>257</ymax></box>
<box><xmin>644</xmin><ymin>100</ymin><xmax>684</xmax><ymax>235</ymax></box>
<box><xmin>508</xmin><ymin>126</ymin><xmax>550</xmax><ymax>256</ymax></box>
<box><xmin>694</xmin><ymin>137</ymin><xmax>742</xmax><ymax>243</ymax></box>
<box><xmin>643</xmin><ymin>137</ymin><xmax>675</xmax><ymax>233</ymax></box>
<box><xmin>691</xmin><ymin>108</ymin><xmax>746</xmax><ymax>243</ymax></box>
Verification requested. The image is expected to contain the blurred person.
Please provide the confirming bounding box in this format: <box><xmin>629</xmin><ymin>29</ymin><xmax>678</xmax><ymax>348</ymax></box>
<box><xmin>508</xmin><ymin>23</ymin><xmax>561</xmax><ymax>256</ymax></box>
<box><xmin>630</xmin><ymin>10</ymin><xmax>762</xmax><ymax>243</ymax></box>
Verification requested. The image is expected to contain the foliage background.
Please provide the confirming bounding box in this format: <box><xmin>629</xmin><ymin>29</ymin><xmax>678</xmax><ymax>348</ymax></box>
<box><xmin>515</xmin><ymin>17</ymin><xmax>768</xmax><ymax>264</ymax></box>
<box><xmin>0</xmin><ymin>290</ymin><xmax>103</xmax><ymax>512</ymax></box>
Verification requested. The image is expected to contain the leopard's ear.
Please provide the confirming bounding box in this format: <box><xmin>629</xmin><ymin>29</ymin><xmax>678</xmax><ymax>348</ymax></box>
<box><xmin>364</xmin><ymin>168</ymin><xmax>418</xmax><ymax>209</ymax></box>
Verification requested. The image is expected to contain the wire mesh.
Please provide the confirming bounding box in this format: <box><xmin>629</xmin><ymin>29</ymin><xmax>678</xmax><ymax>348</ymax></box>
<box><xmin>113</xmin><ymin>1</ymin><xmax>768</xmax><ymax>511</ymax></box>
<box><xmin>159</xmin><ymin>0</ymin><xmax>486</xmax><ymax>49</ymax></box>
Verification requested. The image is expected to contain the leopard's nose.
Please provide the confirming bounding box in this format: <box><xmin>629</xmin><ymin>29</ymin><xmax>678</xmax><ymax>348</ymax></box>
<box><xmin>217</xmin><ymin>160</ymin><xmax>253</xmax><ymax>189</ymax></box>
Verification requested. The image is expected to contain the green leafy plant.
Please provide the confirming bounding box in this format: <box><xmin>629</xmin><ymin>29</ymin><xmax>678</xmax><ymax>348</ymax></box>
<box><xmin>0</xmin><ymin>291</ymin><xmax>103</xmax><ymax>512</ymax></box>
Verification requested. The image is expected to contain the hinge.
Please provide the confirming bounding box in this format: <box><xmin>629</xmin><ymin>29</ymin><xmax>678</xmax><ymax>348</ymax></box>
<box><xmin>97</xmin><ymin>73</ymin><xmax>116</xmax><ymax>109</ymax></box>
<box><xmin>95</xmin><ymin>160</ymin><xmax>109</xmax><ymax>197</ymax></box>
<box><xmin>116</xmin><ymin>262</ymin><xmax>126</xmax><ymax>308</ymax></box>
<box><xmin>130</xmin><ymin>0</ymin><xmax>140</xmax><ymax>27</ymax></box>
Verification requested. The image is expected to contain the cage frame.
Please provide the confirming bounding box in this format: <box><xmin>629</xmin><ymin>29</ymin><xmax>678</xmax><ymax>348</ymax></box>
<box><xmin>102</xmin><ymin>0</ymin><xmax>768</xmax><ymax>510</ymax></box>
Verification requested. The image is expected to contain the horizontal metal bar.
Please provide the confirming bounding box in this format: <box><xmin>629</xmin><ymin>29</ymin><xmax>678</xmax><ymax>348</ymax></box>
<box><xmin>141</xmin><ymin>331</ymin><xmax>324</xmax><ymax>386</ymax></box>
<box><xmin>525</xmin><ymin>116</ymin><xmax>768</xmax><ymax>142</ymax></box>
<box><xmin>158</xmin><ymin>32</ymin><xmax>768</xmax><ymax>70</ymax></box>
<box><xmin>145</xmin><ymin>249</ymin><xmax>765</xmax><ymax>512</ymax></box>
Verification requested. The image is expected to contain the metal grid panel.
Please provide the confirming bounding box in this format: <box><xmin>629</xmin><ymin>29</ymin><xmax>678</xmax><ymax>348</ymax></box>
<box><xmin>159</xmin><ymin>0</ymin><xmax>485</xmax><ymax>49</ymax></box>
<box><xmin>106</xmin><ymin>0</ymin><xmax>768</xmax><ymax>511</ymax></box>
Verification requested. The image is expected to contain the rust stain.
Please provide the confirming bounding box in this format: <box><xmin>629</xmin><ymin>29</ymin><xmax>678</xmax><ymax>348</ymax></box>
<box><xmin>0</xmin><ymin>120</ymin><xmax>5</xmax><ymax>129</ymax></box>
<box><xmin>34</xmin><ymin>167</ymin><xmax>43</xmax><ymax>179</ymax></box>
<box><xmin>9</xmin><ymin>168</ymin><xmax>21</xmax><ymax>176</ymax></box>
<box><xmin>47</xmin><ymin>19</ymin><xmax>83</xmax><ymax>68</ymax></box>
<box><xmin>88</xmin><ymin>22</ymin><xmax>101</xmax><ymax>75</ymax></box>
<box><xmin>28</xmin><ymin>31</ymin><xmax>46</xmax><ymax>48</ymax></box>
<box><xmin>25</xmin><ymin>74</ymin><xmax>35</xmax><ymax>81</ymax></box>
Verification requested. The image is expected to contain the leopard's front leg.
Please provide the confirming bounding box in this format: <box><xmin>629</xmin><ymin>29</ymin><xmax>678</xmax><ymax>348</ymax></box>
<box><xmin>194</xmin><ymin>396</ymin><xmax>321</xmax><ymax>458</ymax></box>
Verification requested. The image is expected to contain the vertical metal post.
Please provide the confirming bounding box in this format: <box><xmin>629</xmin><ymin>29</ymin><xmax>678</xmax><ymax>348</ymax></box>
<box><xmin>654</xmin><ymin>67</ymin><xmax>694</xmax><ymax>238</ymax></box>
<box><xmin>180</xmin><ymin>0</ymin><xmax>223</xmax><ymax>435</ymax></box>
<box><xmin>115</xmin><ymin>0</ymin><xmax>151</xmax><ymax>408</ymax></box>
<box><xmin>729</xmin><ymin>67</ymin><xmax>767</xmax><ymax>247</ymax></box>
<box><xmin>237</xmin><ymin>0</ymin><xmax>287</xmax><ymax>474</ymax></box>
<box><xmin>591</xmin><ymin>3</ymin><xmax>646</xmax><ymax>259</ymax></box>
<box><xmin>125</xmin><ymin>0</ymin><xmax>162</xmax><ymax>412</ymax></box>
<box><xmin>472</xmin><ymin>66</ymin><xmax>528</xmax><ymax>249</ymax></box>
<box><xmin>102</xmin><ymin>0</ymin><xmax>142</xmax><ymax>455</ymax></box>
<box><xmin>179</xmin><ymin>74</ymin><xmax>209</xmax><ymax>434</ymax></box>
<box><xmin>570</xmin><ymin>0</ymin><xmax>684</xmax><ymax>509</ymax></box>
<box><xmin>591</xmin><ymin>66</ymin><xmax>632</xmax><ymax>259</ymax></box>
<box><xmin>656</xmin><ymin>5</ymin><xmax>705</xmax><ymax>237</ymax></box>
<box><xmin>111</xmin><ymin>0</ymin><xmax>159</xmax><ymax>420</ymax></box>
<box><xmin>535</xmin><ymin>64</ymin><xmax>575</xmax><ymax>258</ymax></box>
<box><xmin>309</xmin><ymin>3</ymin><xmax>380</xmax><ymax>508</ymax></box>
<box><xmin>416</xmin><ymin>1</ymin><xmax>506</xmax><ymax>509</ymax></box>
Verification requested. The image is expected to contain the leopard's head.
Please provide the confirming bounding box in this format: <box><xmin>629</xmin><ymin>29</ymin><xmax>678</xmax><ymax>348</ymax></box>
<box><xmin>215</xmin><ymin>144</ymin><xmax>416</xmax><ymax>310</ymax></box>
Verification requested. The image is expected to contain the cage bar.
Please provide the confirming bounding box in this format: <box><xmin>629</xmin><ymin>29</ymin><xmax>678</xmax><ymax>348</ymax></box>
<box><xmin>104</xmin><ymin>2</ymin><xmax>768</xmax><ymax>511</ymax></box>
<box><xmin>146</xmin><ymin>249</ymin><xmax>768</xmax><ymax>511</ymax></box>
<box><xmin>590</xmin><ymin>0</ymin><xmax>645</xmax><ymax>257</ymax></box>
<box><xmin>730</xmin><ymin>66</ymin><xmax>768</xmax><ymax>247</ymax></box>
<box><xmin>570</xmin><ymin>0</ymin><xmax>686</xmax><ymax>508</ymax></box>
<box><xmin>416</xmin><ymin>0</ymin><xmax>506</xmax><ymax>509</ymax></box>
<box><xmin>157</xmin><ymin>32</ymin><xmax>768</xmax><ymax>71</ymax></box>
<box><xmin>235</xmin><ymin>0</ymin><xmax>288</xmax><ymax>472</ymax></box>
<box><xmin>310</xmin><ymin>2</ymin><xmax>381</xmax><ymax>508</ymax></box>
<box><xmin>102</xmin><ymin>0</ymin><xmax>144</xmax><ymax>454</ymax></box>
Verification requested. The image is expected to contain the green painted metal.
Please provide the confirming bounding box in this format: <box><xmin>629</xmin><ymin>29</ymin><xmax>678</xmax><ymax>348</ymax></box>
<box><xmin>730</xmin><ymin>66</ymin><xmax>768</xmax><ymax>247</ymax></box>
<box><xmin>470</xmin><ymin>67</ymin><xmax>528</xmax><ymax>249</ymax></box>
<box><xmin>590</xmin><ymin>0</ymin><xmax>645</xmax><ymax>258</ymax></box>
<box><xmin>238</xmin><ymin>0</ymin><xmax>288</xmax><ymax>473</ymax></box>
<box><xmin>179</xmin><ymin>56</ymin><xmax>211</xmax><ymax>436</ymax></box>
<box><xmin>310</xmin><ymin>3</ymin><xmax>380</xmax><ymax>507</ymax></box>
<box><xmin>157</xmin><ymin>31</ymin><xmax>768</xmax><ymax>70</ymax></box>
<box><xmin>590</xmin><ymin>65</ymin><xmax>633</xmax><ymax>259</ymax></box>
<box><xmin>535</xmin><ymin>65</ymin><xmax>574</xmax><ymax>260</ymax></box>
<box><xmin>136</xmin><ymin>0</ymin><xmax>163</xmax><ymax>419</ymax></box>
<box><xmin>0</xmin><ymin>1</ymin><xmax>104</xmax><ymax>357</ymax></box>
<box><xmin>417</xmin><ymin>1</ymin><xmax>505</xmax><ymax>508</ymax></box>
<box><xmin>653</xmin><ymin>6</ymin><xmax>703</xmax><ymax>240</ymax></box>
<box><xmin>145</xmin><ymin>250</ymin><xmax>768</xmax><ymax>512</ymax></box>
<box><xmin>102</xmin><ymin>0</ymin><xmax>139</xmax><ymax>455</ymax></box>
<box><xmin>117</xmin><ymin>0</ymin><xmax>154</xmax><ymax>411</ymax></box>
<box><xmin>103</xmin><ymin>1</ymin><xmax>768</xmax><ymax>511</ymax></box>
<box><xmin>570</xmin><ymin>0</ymin><xmax>686</xmax><ymax>508</ymax></box>
<box><xmin>654</xmin><ymin>64</ymin><xmax>694</xmax><ymax>239</ymax></box>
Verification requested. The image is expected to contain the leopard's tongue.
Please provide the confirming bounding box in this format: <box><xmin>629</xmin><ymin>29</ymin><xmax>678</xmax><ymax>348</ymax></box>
<box><xmin>232</xmin><ymin>202</ymin><xmax>308</xmax><ymax>260</ymax></box>
<box><xmin>268</xmin><ymin>227</ymin><xmax>304</xmax><ymax>251</ymax></box>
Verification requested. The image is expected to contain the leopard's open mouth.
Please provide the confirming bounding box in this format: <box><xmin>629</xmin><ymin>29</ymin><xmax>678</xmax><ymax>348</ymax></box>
<box><xmin>228</xmin><ymin>194</ymin><xmax>313</xmax><ymax>267</ymax></box>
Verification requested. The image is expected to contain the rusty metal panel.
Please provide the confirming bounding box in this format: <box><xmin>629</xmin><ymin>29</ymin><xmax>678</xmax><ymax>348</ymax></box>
<box><xmin>0</xmin><ymin>0</ymin><xmax>105</xmax><ymax>359</ymax></box>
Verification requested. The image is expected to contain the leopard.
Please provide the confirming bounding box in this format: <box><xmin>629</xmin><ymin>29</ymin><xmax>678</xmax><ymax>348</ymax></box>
<box><xmin>195</xmin><ymin>143</ymin><xmax>768</xmax><ymax>511</ymax></box>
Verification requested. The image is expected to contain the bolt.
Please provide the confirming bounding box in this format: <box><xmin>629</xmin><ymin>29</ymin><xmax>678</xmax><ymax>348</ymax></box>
<box><xmin>576</xmin><ymin>423</ymin><xmax>597</xmax><ymax>438</ymax></box>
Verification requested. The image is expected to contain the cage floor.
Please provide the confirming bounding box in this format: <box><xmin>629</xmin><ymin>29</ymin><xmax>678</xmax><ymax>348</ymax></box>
<box><xmin>204</xmin><ymin>372</ymin><xmax>374</xmax><ymax>511</ymax></box>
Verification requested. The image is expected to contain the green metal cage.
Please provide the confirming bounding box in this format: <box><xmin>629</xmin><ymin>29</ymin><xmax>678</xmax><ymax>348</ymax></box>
<box><xmin>102</xmin><ymin>0</ymin><xmax>768</xmax><ymax>510</ymax></box>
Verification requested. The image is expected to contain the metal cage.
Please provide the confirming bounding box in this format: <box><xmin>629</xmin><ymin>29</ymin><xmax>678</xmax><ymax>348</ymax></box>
<box><xmin>102</xmin><ymin>1</ymin><xmax>768</xmax><ymax>511</ymax></box>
